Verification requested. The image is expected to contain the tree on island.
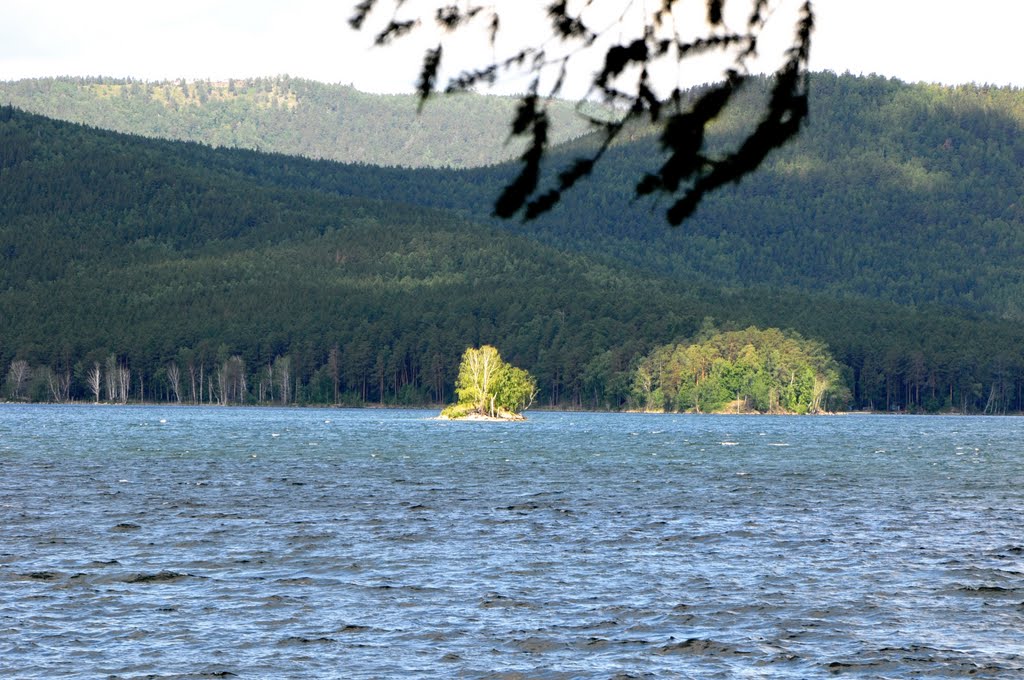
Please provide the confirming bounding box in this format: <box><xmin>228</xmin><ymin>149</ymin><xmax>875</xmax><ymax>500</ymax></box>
<box><xmin>630</xmin><ymin>326</ymin><xmax>849</xmax><ymax>414</ymax></box>
<box><xmin>441</xmin><ymin>345</ymin><xmax>538</xmax><ymax>419</ymax></box>
<box><xmin>350</xmin><ymin>1</ymin><xmax>813</xmax><ymax>225</ymax></box>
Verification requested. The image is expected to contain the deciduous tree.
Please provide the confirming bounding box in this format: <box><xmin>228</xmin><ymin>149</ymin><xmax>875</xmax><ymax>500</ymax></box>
<box><xmin>444</xmin><ymin>345</ymin><xmax>537</xmax><ymax>418</ymax></box>
<box><xmin>86</xmin><ymin>362</ymin><xmax>102</xmax><ymax>403</ymax></box>
<box><xmin>6</xmin><ymin>359</ymin><xmax>31</xmax><ymax>400</ymax></box>
<box><xmin>167</xmin><ymin>362</ymin><xmax>182</xmax><ymax>403</ymax></box>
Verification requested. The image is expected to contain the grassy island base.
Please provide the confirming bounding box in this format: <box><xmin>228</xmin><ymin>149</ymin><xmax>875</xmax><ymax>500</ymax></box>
<box><xmin>438</xmin><ymin>403</ymin><xmax>526</xmax><ymax>421</ymax></box>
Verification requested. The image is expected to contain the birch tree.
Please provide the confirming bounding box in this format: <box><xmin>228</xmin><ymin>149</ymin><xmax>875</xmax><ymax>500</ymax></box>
<box><xmin>456</xmin><ymin>345</ymin><xmax>503</xmax><ymax>415</ymax></box>
<box><xmin>444</xmin><ymin>345</ymin><xmax>537</xmax><ymax>418</ymax></box>
<box><xmin>186</xmin><ymin>356</ymin><xmax>199</xmax><ymax>404</ymax></box>
<box><xmin>6</xmin><ymin>359</ymin><xmax>31</xmax><ymax>400</ymax></box>
<box><xmin>105</xmin><ymin>354</ymin><xmax>121</xmax><ymax>402</ymax></box>
<box><xmin>44</xmin><ymin>366</ymin><xmax>71</xmax><ymax>402</ymax></box>
<box><xmin>218</xmin><ymin>355</ymin><xmax>247</xmax><ymax>404</ymax></box>
<box><xmin>87</xmin><ymin>361</ymin><xmax>102</xmax><ymax>403</ymax></box>
<box><xmin>116</xmin><ymin>363</ymin><xmax>131</xmax><ymax>404</ymax></box>
<box><xmin>167</xmin><ymin>362</ymin><xmax>182</xmax><ymax>403</ymax></box>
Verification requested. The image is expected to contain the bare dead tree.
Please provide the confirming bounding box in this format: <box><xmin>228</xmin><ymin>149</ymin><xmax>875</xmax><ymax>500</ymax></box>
<box><xmin>44</xmin><ymin>366</ymin><xmax>71</xmax><ymax>402</ymax></box>
<box><xmin>167</xmin><ymin>362</ymin><xmax>182</xmax><ymax>403</ymax></box>
<box><xmin>117</xmin><ymin>363</ymin><xmax>131</xmax><ymax>404</ymax></box>
<box><xmin>87</xmin><ymin>362</ymin><xmax>102</xmax><ymax>403</ymax></box>
<box><xmin>216</xmin><ymin>356</ymin><xmax>248</xmax><ymax>404</ymax></box>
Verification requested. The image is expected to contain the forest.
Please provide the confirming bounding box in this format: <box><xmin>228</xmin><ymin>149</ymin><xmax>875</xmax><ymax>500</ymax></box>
<box><xmin>0</xmin><ymin>75</ymin><xmax>590</xmax><ymax>169</ymax></box>
<box><xmin>2</xmin><ymin>73</ymin><xmax>1024</xmax><ymax>413</ymax></box>
<box><xmin>629</xmin><ymin>327</ymin><xmax>848</xmax><ymax>414</ymax></box>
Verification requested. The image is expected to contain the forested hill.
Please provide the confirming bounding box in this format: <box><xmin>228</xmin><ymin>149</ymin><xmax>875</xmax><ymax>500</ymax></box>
<box><xmin>2</xmin><ymin>105</ymin><xmax>1024</xmax><ymax>413</ymax></box>
<box><xmin>341</xmin><ymin>73</ymin><xmax>1024</xmax><ymax>321</ymax></box>
<box><xmin>0</xmin><ymin>75</ymin><xmax>590</xmax><ymax>168</ymax></box>
<box><xmin>6</xmin><ymin>75</ymin><xmax>1023</xmax><ymax>319</ymax></box>
<box><xmin>552</xmin><ymin>73</ymin><xmax>1024</xmax><ymax>320</ymax></box>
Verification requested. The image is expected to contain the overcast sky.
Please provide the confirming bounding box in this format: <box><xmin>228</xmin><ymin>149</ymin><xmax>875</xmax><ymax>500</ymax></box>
<box><xmin>1</xmin><ymin>1</ymin><xmax>1021</xmax><ymax>93</ymax></box>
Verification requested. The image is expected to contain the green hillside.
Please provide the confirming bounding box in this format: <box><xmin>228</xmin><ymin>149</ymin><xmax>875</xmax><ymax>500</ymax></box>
<box><xmin>0</xmin><ymin>75</ymin><xmax>591</xmax><ymax>168</ymax></box>
<box><xmin>9</xmin><ymin>74</ymin><xmax>1022</xmax><ymax>322</ymax></box>
<box><xmin>0</xmin><ymin>107</ymin><xmax>704</xmax><ymax>406</ymax></box>
<box><xmin>2</xmin><ymin>106</ymin><xmax>1024</xmax><ymax>412</ymax></box>
<box><xmin>369</xmin><ymin>74</ymin><xmax>1024</xmax><ymax>320</ymax></box>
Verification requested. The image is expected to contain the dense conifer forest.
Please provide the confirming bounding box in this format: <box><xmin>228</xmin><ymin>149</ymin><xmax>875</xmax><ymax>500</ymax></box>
<box><xmin>2</xmin><ymin>74</ymin><xmax>1023</xmax><ymax>412</ymax></box>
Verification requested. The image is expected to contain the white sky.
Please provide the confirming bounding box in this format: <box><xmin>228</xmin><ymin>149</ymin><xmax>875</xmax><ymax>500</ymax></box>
<box><xmin>1</xmin><ymin>1</ymin><xmax>1021</xmax><ymax>92</ymax></box>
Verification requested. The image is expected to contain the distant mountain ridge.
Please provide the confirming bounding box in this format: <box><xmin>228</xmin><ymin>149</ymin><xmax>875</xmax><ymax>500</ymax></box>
<box><xmin>396</xmin><ymin>74</ymin><xmax>1024</xmax><ymax>320</ymax></box>
<box><xmin>2</xmin><ymin>72</ymin><xmax>1024</xmax><ymax>412</ymax></box>
<box><xmin>5</xmin><ymin>74</ymin><xmax>1021</xmax><ymax>321</ymax></box>
<box><xmin>0</xmin><ymin>75</ymin><xmax>592</xmax><ymax>168</ymax></box>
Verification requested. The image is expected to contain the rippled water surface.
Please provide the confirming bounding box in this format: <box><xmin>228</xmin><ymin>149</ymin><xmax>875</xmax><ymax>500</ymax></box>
<box><xmin>1</xmin><ymin>405</ymin><xmax>1023</xmax><ymax>678</ymax></box>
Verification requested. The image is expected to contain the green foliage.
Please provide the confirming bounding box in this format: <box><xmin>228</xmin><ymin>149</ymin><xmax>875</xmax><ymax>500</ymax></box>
<box><xmin>0</xmin><ymin>76</ymin><xmax>590</xmax><ymax>169</ymax></box>
<box><xmin>439</xmin><ymin>402</ymin><xmax>476</xmax><ymax>419</ymax></box>
<box><xmin>449</xmin><ymin>345</ymin><xmax>537</xmax><ymax>418</ymax></box>
<box><xmin>3</xmin><ymin>72</ymin><xmax>1024</xmax><ymax>414</ymax></box>
<box><xmin>632</xmin><ymin>327</ymin><xmax>848</xmax><ymax>414</ymax></box>
<box><xmin>501</xmin><ymin>73</ymin><xmax>1024</xmax><ymax>321</ymax></box>
<box><xmin>495</xmin><ymin>366</ymin><xmax>537</xmax><ymax>414</ymax></box>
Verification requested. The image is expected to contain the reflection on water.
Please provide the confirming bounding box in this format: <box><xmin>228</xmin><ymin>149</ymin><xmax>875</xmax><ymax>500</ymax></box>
<box><xmin>1</xmin><ymin>405</ymin><xmax>1022</xmax><ymax>678</ymax></box>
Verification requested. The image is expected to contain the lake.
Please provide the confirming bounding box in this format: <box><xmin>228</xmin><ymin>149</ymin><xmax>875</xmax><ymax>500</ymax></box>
<box><xmin>1</xmin><ymin>405</ymin><xmax>1022</xmax><ymax>678</ymax></box>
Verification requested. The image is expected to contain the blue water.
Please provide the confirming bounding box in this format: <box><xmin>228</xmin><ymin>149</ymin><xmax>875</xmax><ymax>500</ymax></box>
<box><xmin>1</xmin><ymin>405</ymin><xmax>1022</xmax><ymax>678</ymax></box>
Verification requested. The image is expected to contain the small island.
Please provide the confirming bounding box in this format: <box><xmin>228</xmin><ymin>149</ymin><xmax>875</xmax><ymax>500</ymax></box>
<box><xmin>631</xmin><ymin>327</ymin><xmax>847</xmax><ymax>414</ymax></box>
<box><xmin>439</xmin><ymin>346</ymin><xmax>537</xmax><ymax>421</ymax></box>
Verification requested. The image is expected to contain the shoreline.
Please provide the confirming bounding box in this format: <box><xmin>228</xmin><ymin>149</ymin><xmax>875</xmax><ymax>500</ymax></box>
<box><xmin>436</xmin><ymin>412</ymin><xmax>526</xmax><ymax>422</ymax></box>
<box><xmin>0</xmin><ymin>400</ymin><xmax>1015</xmax><ymax>417</ymax></box>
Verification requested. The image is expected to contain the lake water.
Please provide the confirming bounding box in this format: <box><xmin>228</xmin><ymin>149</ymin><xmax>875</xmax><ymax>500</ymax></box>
<box><xmin>1</xmin><ymin>405</ymin><xmax>1022</xmax><ymax>678</ymax></box>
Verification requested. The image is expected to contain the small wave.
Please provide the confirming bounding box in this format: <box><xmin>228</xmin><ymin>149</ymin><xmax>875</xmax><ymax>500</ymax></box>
<box><xmin>275</xmin><ymin>576</ymin><xmax>318</xmax><ymax>585</ymax></box>
<box><xmin>479</xmin><ymin>593</ymin><xmax>539</xmax><ymax>609</ymax></box>
<box><xmin>21</xmin><ymin>571</ymin><xmax>60</xmax><ymax>581</ymax></box>
<box><xmin>509</xmin><ymin>636</ymin><xmax>569</xmax><ymax>654</ymax></box>
<box><xmin>111</xmin><ymin>522</ymin><xmax>141</xmax><ymax>532</ymax></box>
<box><xmin>124</xmin><ymin>570</ymin><xmax>193</xmax><ymax>584</ymax></box>
<box><xmin>85</xmin><ymin>559</ymin><xmax>119</xmax><ymax>568</ymax></box>
<box><xmin>337</xmin><ymin>624</ymin><xmax>372</xmax><ymax>634</ymax></box>
<box><xmin>955</xmin><ymin>584</ymin><xmax>1018</xmax><ymax>596</ymax></box>
<box><xmin>500</xmin><ymin>502</ymin><xmax>542</xmax><ymax>512</ymax></box>
<box><xmin>657</xmin><ymin>637</ymin><xmax>750</xmax><ymax>656</ymax></box>
<box><xmin>278</xmin><ymin>636</ymin><xmax>336</xmax><ymax>646</ymax></box>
